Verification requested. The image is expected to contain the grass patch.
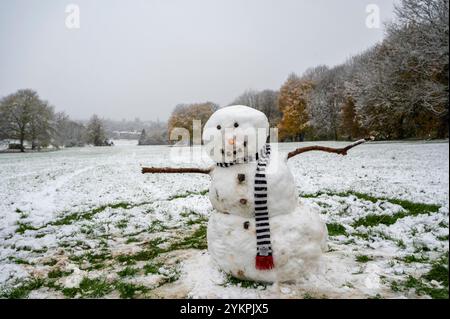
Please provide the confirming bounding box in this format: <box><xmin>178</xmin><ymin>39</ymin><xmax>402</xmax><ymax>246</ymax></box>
<box><xmin>143</xmin><ymin>262</ymin><xmax>163</xmax><ymax>274</ymax></box>
<box><xmin>116</xmin><ymin>219</ymin><xmax>128</xmax><ymax>229</ymax></box>
<box><xmin>51</xmin><ymin>202</ymin><xmax>131</xmax><ymax>226</ymax></box>
<box><xmin>224</xmin><ymin>274</ymin><xmax>267</xmax><ymax>289</ymax></box>
<box><xmin>8</xmin><ymin>257</ymin><xmax>32</xmax><ymax>265</ymax></box>
<box><xmin>116</xmin><ymin>225</ymin><xmax>207</xmax><ymax>265</ymax></box>
<box><xmin>169</xmin><ymin>225</ymin><xmax>207</xmax><ymax>250</ymax></box>
<box><xmin>117</xmin><ymin>266</ymin><xmax>139</xmax><ymax>278</ymax></box>
<box><xmin>70</xmin><ymin>251</ymin><xmax>111</xmax><ymax>270</ymax></box>
<box><xmin>116</xmin><ymin>238</ymin><xmax>166</xmax><ymax>264</ymax></box>
<box><xmin>49</xmin><ymin>201</ymin><xmax>153</xmax><ymax>227</ymax></box>
<box><xmin>355</xmin><ymin>255</ymin><xmax>373</xmax><ymax>263</ymax></box>
<box><xmin>169</xmin><ymin>189</ymin><xmax>208</xmax><ymax>200</ymax></box>
<box><xmin>327</xmin><ymin>223</ymin><xmax>347</xmax><ymax>236</ymax></box>
<box><xmin>0</xmin><ymin>278</ymin><xmax>45</xmax><ymax>299</ymax></box>
<box><xmin>68</xmin><ymin>277</ymin><xmax>114</xmax><ymax>298</ymax></box>
<box><xmin>303</xmin><ymin>191</ymin><xmax>440</xmax><ymax>228</ymax></box>
<box><xmin>148</xmin><ymin>220</ymin><xmax>169</xmax><ymax>232</ymax></box>
<box><xmin>115</xmin><ymin>282</ymin><xmax>149</xmax><ymax>299</ymax></box>
<box><xmin>16</xmin><ymin>222</ymin><xmax>40</xmax><ymax>234</ymax></box>
<box><xmin>47</xmin><ymin>268</ymin><xmax>73</xmax><ymax>279</ymax></box>
<box><xmin>391</xmin><ymin>253</ymin><xmax>448</xmax><ymax>299</ymax></box>
<box><xmin>399</xmin><ymin>255</ymin><xmax>429</xmax><ymax>263</ymax></box>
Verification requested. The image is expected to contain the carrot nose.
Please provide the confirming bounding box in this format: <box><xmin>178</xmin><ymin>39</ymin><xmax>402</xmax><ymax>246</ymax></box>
<box><xmin>228</xmin><ymin>138</ymin><xmax>235</xmax><ymax>145</ymax></box>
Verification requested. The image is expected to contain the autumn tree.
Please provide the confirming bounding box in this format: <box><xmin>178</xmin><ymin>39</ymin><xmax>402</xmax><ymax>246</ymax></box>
<box><xmin>277</xmin><ymin>74</ymin><xmax>312</xmax><ymax>141</ymax></box>
<box><xmin>168</xmin><ymin>102</ymin><xmax>218</xmax><ymax>144</ymax></box>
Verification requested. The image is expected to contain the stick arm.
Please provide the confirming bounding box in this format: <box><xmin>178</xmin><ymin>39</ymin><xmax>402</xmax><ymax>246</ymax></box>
<box><xmin>141</xmin><ymin>166</ymin><xmax>213</xmax><ymax>175</ymax></box>
<box><xmin>287</xmin><ymin>139</ymin><xmax>368</xmax><ymax>160</ymax></box>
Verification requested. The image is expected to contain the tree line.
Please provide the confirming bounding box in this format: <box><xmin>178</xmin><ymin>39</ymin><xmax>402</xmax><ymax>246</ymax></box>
<box><xmin>168</xmin><ymin>0</ymin><xmax>448</xmax><ymax>142</ymax></box>
<box><xmin>0</xmin><ymin>89</ymin><xmax>111</xmax><ymax>151</ymax></box>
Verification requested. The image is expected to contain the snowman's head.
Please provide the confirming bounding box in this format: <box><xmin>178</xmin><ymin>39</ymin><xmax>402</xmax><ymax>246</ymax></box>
<box><xmin>202</xmin><ymin>105</ymin><xmax>269</xmax><ymax>163</ymax></box>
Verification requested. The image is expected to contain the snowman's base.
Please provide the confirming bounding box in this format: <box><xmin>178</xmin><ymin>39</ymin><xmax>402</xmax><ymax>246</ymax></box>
<box><xmin>207</xmin><ymin>203</ymin><xmax>328</xmax><ymax>283</ymax></box>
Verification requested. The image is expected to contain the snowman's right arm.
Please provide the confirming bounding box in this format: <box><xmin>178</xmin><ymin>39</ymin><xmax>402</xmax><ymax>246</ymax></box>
<box><xmin>141</xmin><ymin>166</ymin><xmax>213</xmax><ymax>175</ymax></box>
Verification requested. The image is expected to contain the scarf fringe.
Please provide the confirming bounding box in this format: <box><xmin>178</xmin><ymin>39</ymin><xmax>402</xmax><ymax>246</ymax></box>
<box><xmin>255</xmin><ymin>255</ymin><xmax>274</xmax><ymax>270</ymax></box>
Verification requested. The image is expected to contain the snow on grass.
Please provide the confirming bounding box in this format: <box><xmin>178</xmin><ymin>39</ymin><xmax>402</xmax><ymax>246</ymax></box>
<box><xmin>0</xmin><ymin>140</ymin><xmax>448</xmax><ymax>299</ymax></box>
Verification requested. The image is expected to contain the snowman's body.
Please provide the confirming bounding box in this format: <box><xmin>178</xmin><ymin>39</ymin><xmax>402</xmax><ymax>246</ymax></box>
<box><xmin>202</xmin><ymin>105</ymin><xmax>327</xmax><ymax>283</ymax></box>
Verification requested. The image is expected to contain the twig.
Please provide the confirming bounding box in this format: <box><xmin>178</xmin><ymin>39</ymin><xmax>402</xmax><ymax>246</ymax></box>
<box><xmin>141</xmin><ymin>167</ymin><xmax>211</xmax><ymax>174</ymax></box>
<box><xmin>287</xmin><ymin>139</ymin><xmax>367</xmax><ymax>159</ymax></box>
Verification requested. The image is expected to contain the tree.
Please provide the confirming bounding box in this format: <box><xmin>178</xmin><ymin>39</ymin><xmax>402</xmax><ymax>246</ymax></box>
<box><xmin>85</xmin><ymin>114</ymin><xmax>106</xmax><ymax>146</ymax></box>
<box><xmin>138</xmin><ymin>129</ymin><xmax>147</xmax><ymax>145</ymax></box>
<box><xmin>339</xmin><ymin>96</ymin><xmax>365</xmax><ymax>140</ymax></box>
<box><xmin>231</xmin><ymin>89</ymin><xmax>281</xmax><ymax>126</ymax></box>
<box><xmin>0</xmin><ymin>89</ymin><xmax>51</xmax><ymax>152</ymax></box>
<box><xmin>387</xmin><ymin>0</ymin><xmax>449</xmax><ymax>137</ymax></box>
<box><xmin>53</xmin><ymin>112</ymin><xmax>85</xmax><ymax>147</ymax></box>
<box><xmin>29</xmin><ymin>100</ymin><xmax>54</xmax><ymax>149</ymax></box>
<box><xmin>306</xmin><ymin>66</ymin><xmax>348</xmax><ymax>140</ymax></box>
<box><xmin>168</xmin><ymin>102</ymin><xmax>219</xmax><ymax>144</ymax></box>
<box><xmin>277</xmin><ymin>74</ymin><xmax>312</xmax><ymax>141</ymax></box>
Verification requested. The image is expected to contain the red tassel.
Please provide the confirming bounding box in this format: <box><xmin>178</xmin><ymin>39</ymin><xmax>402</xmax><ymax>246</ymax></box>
<box><xmin>255</xmin><ymin>255</ymin><xmax>274</xmax><ymax>270</ymax></box>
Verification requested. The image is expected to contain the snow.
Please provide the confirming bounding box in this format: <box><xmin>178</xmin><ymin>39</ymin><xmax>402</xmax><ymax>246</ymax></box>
<box><xmin>0</xmin><ymin>139</ymin><xmax>448</xmax><ymax>298</ymax></box>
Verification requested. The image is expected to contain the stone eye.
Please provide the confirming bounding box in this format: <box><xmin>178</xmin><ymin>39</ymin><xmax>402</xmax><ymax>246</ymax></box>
<box><xmin>217</xmin><ymin>125</ymin><xmax>221</xmax><ymax>130</ymax></box>
<box><xmin>234</xmin><ymin>122</ymin><xmax>239</xmax><ymax>128</ymax></box>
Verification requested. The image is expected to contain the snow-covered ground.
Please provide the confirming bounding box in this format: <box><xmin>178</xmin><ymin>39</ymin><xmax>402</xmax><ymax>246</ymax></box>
<box><xmin>0</xmin><ymin>140</ymin><xmax>448</xmax><ymax>299</ymax></box>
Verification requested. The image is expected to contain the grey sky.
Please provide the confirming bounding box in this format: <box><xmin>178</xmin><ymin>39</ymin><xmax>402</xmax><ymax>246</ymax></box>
<box><xmin>0</xmin><ymin>0</ymin><xmax>396</xmax><ymax>121</ymax></box>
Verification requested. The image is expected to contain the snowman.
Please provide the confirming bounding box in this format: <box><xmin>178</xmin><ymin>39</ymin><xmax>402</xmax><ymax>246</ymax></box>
<box><xmin>142</xmin><ymin>105</ymin><xmax>365</xmax><ymax>283</ymax></box>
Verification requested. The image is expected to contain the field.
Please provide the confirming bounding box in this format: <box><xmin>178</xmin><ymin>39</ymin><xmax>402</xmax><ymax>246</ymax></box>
<box><xmin>0</xmin><ymin>140</ymin><xmax>448</xmax><ymax>299</ymax></box>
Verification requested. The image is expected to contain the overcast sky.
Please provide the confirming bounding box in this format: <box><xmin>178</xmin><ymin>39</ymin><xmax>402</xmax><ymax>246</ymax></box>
<box><xmin>0</xmin><ymin>0</ymin><xmax>396</xmax><ymax>121</ymax></box>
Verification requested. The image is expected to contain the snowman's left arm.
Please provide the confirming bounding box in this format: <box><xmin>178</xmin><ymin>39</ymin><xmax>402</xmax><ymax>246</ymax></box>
<box><xmin>287</xmin><ymin>139</ymin><xmax>367</xmax><ymax>160</ymax></box>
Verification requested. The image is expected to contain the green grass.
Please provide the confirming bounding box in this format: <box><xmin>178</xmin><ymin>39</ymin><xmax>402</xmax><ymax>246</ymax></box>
<box><xmin>169</xmin><ymin>225</ymin><xmax>208</xmax><ymax>250</ymax></box>
<box><xmin>73</xmin><ymin>277</ymin><xmax>114</xmax><ymax>298</ymax></box>
<box><xmin>326</xmin><ymin>223</ymin><xmax>347</xmax><ymax>236</ymax></box>
<box><xmin>115</xmin><ymin>224</ymin><xmax>207</xmax><ymax>269</ymax></box>
<box><xmin>143</xmin><ymin>262</ymin><xmax>163</xmax><ymax>274</ymax></box>
<box><xmin>8</xmin><ymin>257</ymin><xmax>32</xmax><ymax>265</ymax></box>
<box><xmin>355</xmin><ymin>255</ymin><xmax>373</xmax><ymax>263</ymax></box>
<box><xmin>168</xmin><ymin>189</ymin><xmax>208</xmax><ymax>200</ymax></box>
<box><xmin>0</xmin><ymin>278</ymin><xmax>45</xmax><ymax>298</ymax></box>
<box><xmin>303</xmin><ymin>191</ymin><xmax>440</xmax><ymax>229</ymax></box>
<box><xmin>224</xmin><ymin>274</ymin><xmax>267</xmax><ymax>289</ymax></box>
<box><xmin>116</xmin><ymin>238</ymin><xmax>167</xmax><ymax>264</ymax></box>
<box><xmin>148</xmin><ymin>220</ymin><xmax>169</xmax><ymax>232</ymax></box>
<box><xmin>391</xmin><ymin>253</ymin><xmax>449</xmax><ymax>299</ymax></box>
<box><xmin>116</xmin><ymin>219</ymin><xmax>128</xmax><ymax>229</ymax></box>
<box><xmin>51</xmin><ymin>202</ymin><xmax>131</xmax><ymax>226</ymax></box>
<box><xmin>399</xmin><ymin>255</ymin><xmax>429</xmax><ymax>263</ymax></box>
<box><xmin>47</xmin><ymin>268</ymin><xmax>73</xmax><ymax>279</ymax></box>
<box><xmin>15</xmin><ymin>222</ymin><xmax>40</xmax><ymax>234</ymax></box>
<box><xmin>69</xmin><ymin>251</ymin><xmax>111</xmax><ymax>270</ymax></box>
<box><xmin>115</xmin><ymin>282</ymin><xmax>149</xmax><ymax>299</ymax></box>
<box><xmin>117</xmin><ymin>266</ymin><xmax>139</xmax><ymax>277</ymax></box>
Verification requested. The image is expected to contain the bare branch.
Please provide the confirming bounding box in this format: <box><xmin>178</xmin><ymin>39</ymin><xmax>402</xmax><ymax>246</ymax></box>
<box><xmin>141</xmin><ymin>167</ymin><xmax>212</xmax><ymax>175</ymax></box>
<box><xmin>287</xmin><ymin>139</ymin><xmax>367</xmax><ymax>159</ymax></box>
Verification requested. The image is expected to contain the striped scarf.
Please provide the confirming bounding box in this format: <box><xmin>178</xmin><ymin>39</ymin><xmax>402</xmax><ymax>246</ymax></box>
<box><xmin>216</xmin><ymin>144</ymin><xmax>274</xmax><ymax>270</ymax></box>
